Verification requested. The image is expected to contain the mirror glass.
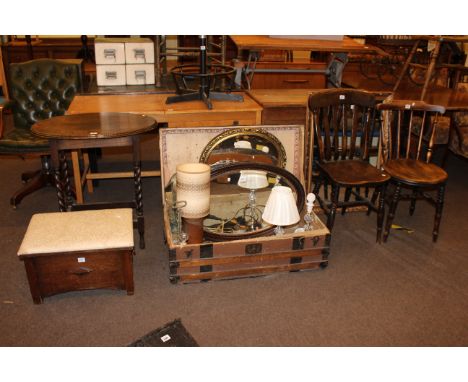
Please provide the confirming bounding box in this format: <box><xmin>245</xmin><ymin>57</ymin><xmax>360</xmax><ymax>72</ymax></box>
<box><xmin>199</xmin><ymin>128</ymin><xmax>287</xmax><ymax>170</ymax></box>
<box><xmin>166</xmin><ymin>163</ymin><xmax>305</xmax><ymax>242</ymax></box>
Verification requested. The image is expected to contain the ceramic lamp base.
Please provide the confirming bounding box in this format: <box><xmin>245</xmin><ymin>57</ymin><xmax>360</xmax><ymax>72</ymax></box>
<box><xmin>183</xmin><ymin>217</ymin><xmax>205</xmax><ymax>244</ymax></box>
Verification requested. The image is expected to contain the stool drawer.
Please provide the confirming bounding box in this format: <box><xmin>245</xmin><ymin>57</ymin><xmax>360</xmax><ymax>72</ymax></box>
<box><xmin>22</xmin><ymin>249</ymin><xmax>134</xmax><ymax>304</ymax></box>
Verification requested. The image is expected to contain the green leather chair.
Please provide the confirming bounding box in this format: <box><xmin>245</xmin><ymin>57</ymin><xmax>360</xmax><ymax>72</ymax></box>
<box><xmin>0</xmin><ymin>58</ymin><xmax>83</xmax><ymax>208</ymax></box>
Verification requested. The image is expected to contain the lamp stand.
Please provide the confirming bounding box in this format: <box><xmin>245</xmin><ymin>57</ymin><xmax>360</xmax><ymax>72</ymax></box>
<box><xmin>166</xmin><ymin>35</ymin><xmax>243</xmax><ymax>110</ymax></box>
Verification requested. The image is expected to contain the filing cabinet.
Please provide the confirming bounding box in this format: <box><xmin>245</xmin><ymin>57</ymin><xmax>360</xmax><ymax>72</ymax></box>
<box><xmin>96</xmin><ymin>64</ymin><xmax>127</xmax><ymax>86</ymax></box>
<box><xmin>95</xmin><ymin>38</ymin><xmax>126</xmax><ymax>65</ymax></box>
<box><xmin>94</xmin><ymin>37</ymin><xmax>155</xmax><ymax>86</ymax></box>
<box><xmin>125</xmin><ymin>38</ymin><xmax>155</xmax><ymax>64</ymax></box>
<box><xmin>125</xmin><ymin>64</ymin><xmax>155</xmax><ymax>85</ymax></box>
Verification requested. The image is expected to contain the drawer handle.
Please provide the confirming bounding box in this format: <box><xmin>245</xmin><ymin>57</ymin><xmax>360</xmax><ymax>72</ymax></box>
<box><xmin>134</xmin><ymin>70</ymin><xmax>147</xmax><ymax>80</ymax></box>
<box><xmin>105</xmin><ymin>71</ymin><xmax>117</xmax><ymax>80</ymax></box>
<box><xmin>103</xmin><ymin>49</ymin><xmax>116</xmax><ymax>60</ymax></box>
<box><xmin>283</xmin><ymin>79</ymin><xmax>309</xmax><ymax>83</ymax></box>
<box><xmin>70</xmin><ymin>267</ymin><xmax>94</xmax><ymax>276</ymax></box>
<box><xmin>134</xmin><ymin>49</ymin><xmax>146</xmax><ymax>61</ymax></box>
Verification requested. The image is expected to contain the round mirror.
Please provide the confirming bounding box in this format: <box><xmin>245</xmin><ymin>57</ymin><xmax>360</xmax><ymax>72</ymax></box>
<box><xmin>203</xmin><ymin>162</ymin><xmax>305</xmax><ymax>241</ymax></box>
<box><xmin>199</xmin><ymin>128</ymin><xmax>287</xmax><ymax>169</ymax></box>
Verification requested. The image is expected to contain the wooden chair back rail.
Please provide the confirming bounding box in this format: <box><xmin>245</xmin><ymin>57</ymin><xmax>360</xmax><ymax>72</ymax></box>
<box><xmin>307</xmin><ymin>88</ymin><xmax>389</xmax><ymax>244</ymax></box>
<box><xmin>380</xmin><ymin>105</ymin><xmax>443</xmax><ymax>164</ymax></box>
<box><xmin>311</xmin><ymin>104</ymin><xmax>376</xmax><ymax>162</ymax></box>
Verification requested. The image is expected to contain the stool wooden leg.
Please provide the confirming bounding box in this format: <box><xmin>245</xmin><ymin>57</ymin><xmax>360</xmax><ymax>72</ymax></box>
<box><xmin>23</xmin><ymin>258</ymin><xmax>43</xmax><ymax>304</ymax></box>
<box><xmin>123</xmin><ymin>251</ymin><xmax>135</xmax><ymax>295</ymax></box>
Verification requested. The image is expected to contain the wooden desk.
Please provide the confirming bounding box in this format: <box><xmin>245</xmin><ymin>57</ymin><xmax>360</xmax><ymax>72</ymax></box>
<box><xmin>230</xmin><ymin>35</ymin><xmax>385</xmax><ymax>54</ymax></box>
<box><xmin>66</xmin><ymin>92</ymin><xmax>262</xmax><ymax>203</ymax></box>
<box><xmin>394</xmin><ymin>87</ymin><xmax>468</xmax><ymax>111</ymax></box>
<box><xmin>248</xmin><ymin>88</ymin><xmax>392</xmax><ymax>125</ymax></box>
<box><xmin>230</xmin><ymin>36</ymin><xmax>387</xmax><ymax>88</ymax></box>
<box><xmin>32</xmin><ymin>112</ymin><xmax>157</xmax><ymax>249</ymax></box>
<box><xmin>68</xmin><ymin>92</ymin><xmax>262</xmax><ymax>127</ymax></box>
<box><xmin>248</xmin><ymin>88</ymin><xmax>394</xmax><ymax>193</ymax></box>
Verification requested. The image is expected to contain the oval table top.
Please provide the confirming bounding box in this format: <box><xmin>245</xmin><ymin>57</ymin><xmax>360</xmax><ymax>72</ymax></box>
<box><xmin>32</xmin><ymin>112</ymin><xmax>157</xmax><ymax>140</ymax></box>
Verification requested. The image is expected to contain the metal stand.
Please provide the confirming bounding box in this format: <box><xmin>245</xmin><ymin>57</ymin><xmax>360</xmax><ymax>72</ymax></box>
<box><xmin>166</xmin><ymin>35</ymin><xmax>243</xmax><ymax>110</ymax></box>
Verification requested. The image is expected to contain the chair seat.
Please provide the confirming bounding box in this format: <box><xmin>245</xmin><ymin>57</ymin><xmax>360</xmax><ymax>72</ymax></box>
<box><xmin>383</xmin><ymin>158</ymin><xmax>448</xmax><ymax>185</ymax></box>
<box><xmin>319</xmin><ymin>160</ymin><xmax>390</xmax><ymax>187</ymax></box>
<box><xmin>0</xmin><ymin>127</ymin><xmax>49</xmax><ymax>153</ymax></box>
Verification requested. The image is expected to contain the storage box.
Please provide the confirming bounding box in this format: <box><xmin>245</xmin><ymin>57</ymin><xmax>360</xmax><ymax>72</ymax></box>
<box><xmin>95</xmin><ymin>38</ymin><xmax>126</xmax><ymax>65</ymax></box>
<box><xmin>124</xmin><ymin>38</ymin><xmax>155</xmax><ymax>64</ymax></box>
<box><xmin>160</xmin><ymin>125</ymin><xmax>330</xmax><ymax>283</ymax></box>
<box><xmin>18</xmin><ymin>209</ymin><xmax>135</xmax><ymax>304</ymax></box>
<box><xmin>126</xmin><ymin>64</ymin><xmax>155</xmax><ymax>85</ymax></box>
<box><xmin>96</xmin><ymin>64</ymin><xmax>126</xmax><ymax>86</ymax></box>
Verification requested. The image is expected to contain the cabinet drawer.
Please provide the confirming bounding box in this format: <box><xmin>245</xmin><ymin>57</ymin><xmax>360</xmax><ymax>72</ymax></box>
<box><xmin>250</xmin><ymin>61</ymin><xmax>327</xmax><ymax>89</ymax></box>
<box><xmin>95</xmin><ymin>40</ymin><xmax>126</xmax><ymax>65</ymax></box>
<box><xmin>126</xmin><ymin>64</ymin><xmax>155</xmax><ymax>85</ymax></box>
<box><xmin>96</xmin><ymin>64</ymin><xmax>126</xmax><ymax>86</ymax></box>
<box><xmin>32</xmin><ymin>250</ymin><xmax>132</xmax><ymax>297</ymax></box>
<box><xmin>125</xmin><ymin>39</ymin><xmax>154</xmax><ymax>64</ymax></box>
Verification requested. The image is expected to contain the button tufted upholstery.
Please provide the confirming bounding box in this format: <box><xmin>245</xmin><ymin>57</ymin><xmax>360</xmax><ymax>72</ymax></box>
<box><xmin>5</xmin><ymin>58</ymin><xmax>83</xmax><ymax>133</ymax></box>
<box><xmin>0</xmin><ymin>59</ymin><xmax>83</xmax><ymax>207</ymax></box>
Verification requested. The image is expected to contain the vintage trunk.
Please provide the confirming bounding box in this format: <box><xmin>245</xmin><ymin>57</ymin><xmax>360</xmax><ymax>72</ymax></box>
<box><xmin>159</xmin><ymin>125</ymin><xmax>330</xmax><ymax>283</ymax></box>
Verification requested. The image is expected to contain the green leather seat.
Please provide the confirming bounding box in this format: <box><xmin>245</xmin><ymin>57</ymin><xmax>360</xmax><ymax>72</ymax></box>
<box><xmin>0</xmin><ymin>58</ymin><xmax>83</xmax><ymax>208</ymax></box>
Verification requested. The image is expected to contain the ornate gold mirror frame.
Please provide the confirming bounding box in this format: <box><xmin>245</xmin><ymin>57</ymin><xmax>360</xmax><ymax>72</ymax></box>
<box><xmin>199</xmin><ymin>127</ymin><xmax>287</xmax><ymax>169</ymax></box>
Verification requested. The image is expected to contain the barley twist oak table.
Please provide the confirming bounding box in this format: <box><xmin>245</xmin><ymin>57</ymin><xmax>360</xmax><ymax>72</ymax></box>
<box><xmin>31</xmin><ymin>112</ymin><xmax>157</xmax><ymax>249</ymax></box>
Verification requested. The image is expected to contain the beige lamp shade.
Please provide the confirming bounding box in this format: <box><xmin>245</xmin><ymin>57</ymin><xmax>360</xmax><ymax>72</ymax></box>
<box><xmin>262</xmin><ymin>186</ymin><xmax>300</xmax><ymax>227</ymax></box>
<box><xmin>234</xmin><ymin>140</ymin><xmax>252</xmax><ymax>149</ymax></box>
<box><xmin>176</xmin><ymin>163</ymin><xmax>211</xmax><ymax>219</ymax></box>
<box><xmin>237</xmin><ymin>170</ymin><xmax>269</xmax><ymax>190</ymax></box>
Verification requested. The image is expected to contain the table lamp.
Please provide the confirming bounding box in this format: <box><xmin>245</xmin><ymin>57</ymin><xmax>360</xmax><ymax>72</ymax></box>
<box><xmin>262</xmin><ymin>186</ymin><xmax>300</xmax><ymax>235</ymax></box>
<box><xmin>237</xmin><ymin>170</ymin><xmax>269</xmax><ymax>231</ymax></box>
<box><xmin>176</xmin><ymin>163</ymin><xmax>211</xmax><ymax>244</ymax></box>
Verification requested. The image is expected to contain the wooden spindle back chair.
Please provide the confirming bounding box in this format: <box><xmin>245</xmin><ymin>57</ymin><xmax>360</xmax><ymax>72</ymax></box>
<box><xmin>377</xmin><ymin>100</ymin><xmax>448</xmax><ymax>242</ymax></box>
<box><xmin>308</xmin><ymin>89</ymin><xmax>390</xmax><ymax>243</ymax></box>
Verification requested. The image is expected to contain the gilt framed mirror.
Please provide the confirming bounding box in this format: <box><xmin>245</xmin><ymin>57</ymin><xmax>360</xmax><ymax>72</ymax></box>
<box><xmin>203</xmin><ymin>162</ymin><xmax>305</xmax><ymax>241</ymax></box>
<box><xmin>199</xmin><ymin>127</ymin><xmax>287</xmax><ymax>169</ymax></box>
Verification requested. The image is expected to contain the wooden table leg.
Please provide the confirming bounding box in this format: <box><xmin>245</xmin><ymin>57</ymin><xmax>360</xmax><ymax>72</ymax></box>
<box><xmin>50</xmin><ymin>141</ymin><xmax>67</xmax><ymax>212</ymax></box>
<box><xmin>133</xmin><ymin>136</ymin><xmax>145</xmax><ymax>249</ymax></box>
<box><xmin>393</xmin><ymin>39</ymin><xmax>420</xmax><ymax>93</ymax></box>
<box><xmin>71</xmin><ymin>150</ymin><xmax>83</xmax><ymax>204</ymax></box>
<box><xmin>421</xmin><ymin>39</ymin><xmax>441</xmax><ymax>101</ymax></box>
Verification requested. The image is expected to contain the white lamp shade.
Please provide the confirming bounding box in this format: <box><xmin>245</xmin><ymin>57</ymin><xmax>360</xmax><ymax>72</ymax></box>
<box><xmin>237</xmin><ymin>170</ymin><xmax>269</xmax><ymax>190</ymax></box>
<box><xmin>176</xmin><ymin>163</ymin><xmax>211</xmax><ymax>219</ymax></box>
<box><xmin>234</xmin><ymin>140</ymin><xmax>252</xmax><ymax>149</ymax></box>
<box><xmin>262</xmin><ymin>186</ymin><xmax>300</xmax><ymax>226</ymax></box>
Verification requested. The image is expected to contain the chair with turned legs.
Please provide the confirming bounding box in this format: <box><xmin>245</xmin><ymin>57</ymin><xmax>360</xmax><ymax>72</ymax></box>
<box><xmin>377</xmin><ymin>100</ymin><xmax>447</xmax><ymax>242</ymax></box>
<box><xmin>308</xmin><ymin>88</ymin><xmax>390</xmax><ymax>243</ymax></box>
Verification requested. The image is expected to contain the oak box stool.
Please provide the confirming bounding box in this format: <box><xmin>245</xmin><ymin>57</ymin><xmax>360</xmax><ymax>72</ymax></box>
<box><xmin>18</xmin><ymin>209</ymin><xmax>135</xmax><ymax>304</ymax></box>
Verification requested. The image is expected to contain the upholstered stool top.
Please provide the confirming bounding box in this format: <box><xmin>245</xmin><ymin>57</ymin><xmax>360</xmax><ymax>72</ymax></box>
<box><xmin>18</xmin><ymin>209</ymin><xmax>134</xmax><ymax>256</ymax></box>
